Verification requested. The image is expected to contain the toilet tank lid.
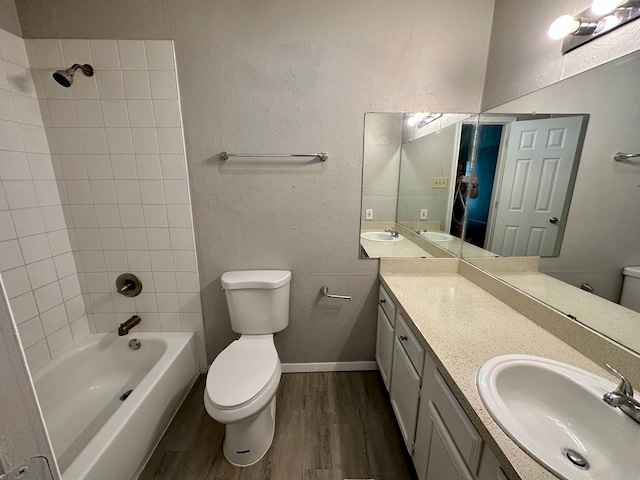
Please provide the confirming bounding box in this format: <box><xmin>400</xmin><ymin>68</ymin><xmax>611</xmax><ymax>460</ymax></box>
<box><xmin>222</xmin><ymin>270</ymin><xmax>291</xmax><ymax>290</ymax></box>
<box><xmin>623</xmin><ymin>266</ymin><xmax>640</xmax><ymax>279</ymax></box>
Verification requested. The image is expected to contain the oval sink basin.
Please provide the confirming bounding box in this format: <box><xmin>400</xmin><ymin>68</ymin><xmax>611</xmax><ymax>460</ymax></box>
<box><xmin>360</xmin><ymin>231</ymin><xmax>404</xmax><ymax>242</ymax></box>
<box><xmin>477</xmin><ymin>355</ymin><xmax>639</xmax><ymax>480</ymax></box>
<box><xmin>420</xmin><ymin>231</ymin><xmax>454</xmax><ymax>242</ymax></box>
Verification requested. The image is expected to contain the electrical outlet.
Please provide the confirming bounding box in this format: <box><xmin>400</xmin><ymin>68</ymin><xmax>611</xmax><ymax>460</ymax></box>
<box><xmin>365</xmin><ymin>209</ymin><xmax>373</xmax><ymax>220</ymax></box>
<box><xmin>420</xmin><ymin>209</ymin><xmax>428</xmax><ymax>220</ymax></box>
<box><xmin>433</xmin><ymin>177</ymin><xmax>448</xmax><ymax>189</ymax></box>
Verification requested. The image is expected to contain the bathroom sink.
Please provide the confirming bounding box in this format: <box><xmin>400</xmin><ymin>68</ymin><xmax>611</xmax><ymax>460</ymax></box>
<box><xmin>419</xmin><ymin>231</ymin><xmax>453</xmax><ymax>242</ymax></box>
<box><xmin>360</xmin><ymin>231</ymin><xmax>404</xmax><ymax>242</ymax></box>
<box><xmin>477</xmin><ymin>355</ymin><xmax>640</xmax><ymax>480</ymax></box>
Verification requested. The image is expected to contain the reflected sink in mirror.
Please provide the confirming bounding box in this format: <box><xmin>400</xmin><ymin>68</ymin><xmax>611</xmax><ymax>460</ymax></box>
<box><xmin>419</xmin><ymin>231</ymin><xmax>454</xmax><ymax>242</ymax></box>
<box><xmin>477</xmin><ymin>354</ymin><xmax>639</xmax><ymax>480</ymax></box>
<box><xmin>360</xmin><ymin>231</ymin><xmax>404</xmax><ymax>242</ymax></box>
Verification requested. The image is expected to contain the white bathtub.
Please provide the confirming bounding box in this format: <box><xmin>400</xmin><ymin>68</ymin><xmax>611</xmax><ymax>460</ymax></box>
<box><xmin>33</xmin><ymin>332</ymin><xmax>198</xmax><ymax>480</ymax></box>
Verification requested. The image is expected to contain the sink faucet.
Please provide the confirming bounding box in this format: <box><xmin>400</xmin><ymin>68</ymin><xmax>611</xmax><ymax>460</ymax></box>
<box><xmin>118</xmin><ymin>315</ymin><xmax>141</xmax><ymax>336</ymax></box>
<box><xmin>385</xmin><ymin>228</ymin><xmax>399</xmax><ymax>238</ymax></box>
<box><xmin>602</xmin><ymin>363</ymin><xmax>640</xmax><ymax>424</ymax></box>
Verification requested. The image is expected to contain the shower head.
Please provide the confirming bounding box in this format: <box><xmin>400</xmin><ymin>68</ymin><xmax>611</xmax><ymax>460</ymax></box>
<box><xmin>52</xmin><ymin>63</ymin><xmax>94</xmax><ymax>87</ymax></box>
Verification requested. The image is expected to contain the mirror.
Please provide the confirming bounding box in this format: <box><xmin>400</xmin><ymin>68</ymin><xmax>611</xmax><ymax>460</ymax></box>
<box><xmin>360</xmin><ymin>112</ymin><xmax>480</xmax><ymax>259</ymax></box>
<box><xmin>462</xmin><ymin>49</ymin><xmax>640</xmax><ymax>354</ymax></box>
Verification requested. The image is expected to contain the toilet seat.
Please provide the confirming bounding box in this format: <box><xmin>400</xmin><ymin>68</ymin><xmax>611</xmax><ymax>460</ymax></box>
<box><xmin>204</xmin><ymin>335</ymin><xmax>281</xmax><ymax>423</ymax></box>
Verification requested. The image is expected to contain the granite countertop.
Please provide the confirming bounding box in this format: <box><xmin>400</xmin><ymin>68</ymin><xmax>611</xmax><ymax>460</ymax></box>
<box><xmin>379</xmin><ymin>270</ymin><xmax>615</xmax><ymax>480</ymax></box>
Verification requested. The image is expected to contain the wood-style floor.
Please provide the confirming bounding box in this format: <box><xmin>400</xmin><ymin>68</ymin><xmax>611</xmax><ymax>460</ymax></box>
<box><xmin>140</xmin><ymin>372</ymin><xmax>417</xmax><ymax>480</ymax></box>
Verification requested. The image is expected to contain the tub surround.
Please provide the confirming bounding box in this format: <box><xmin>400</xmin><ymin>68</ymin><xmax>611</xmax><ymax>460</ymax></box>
<box><xmin>379</xmin><ymin>258</ymin><xmax>640</xmax><ymax>479</ymax></box>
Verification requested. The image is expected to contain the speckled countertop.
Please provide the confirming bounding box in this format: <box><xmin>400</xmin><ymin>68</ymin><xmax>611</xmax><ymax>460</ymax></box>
<box><xmin>379</xmin><ymin>270</ymin><xmax>616</xmax><ymax>480</ymax></box>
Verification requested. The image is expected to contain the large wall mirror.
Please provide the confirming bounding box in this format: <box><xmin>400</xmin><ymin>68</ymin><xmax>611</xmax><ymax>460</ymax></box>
<box><xmin>461</xmin><ymin>49</ymin><xmax>640</xmax><ymax>355</ymax></box>
<box><xmin>360</xmin><ymin>112</ymin><xmax>490</xmax><ymax>259</ymax></box>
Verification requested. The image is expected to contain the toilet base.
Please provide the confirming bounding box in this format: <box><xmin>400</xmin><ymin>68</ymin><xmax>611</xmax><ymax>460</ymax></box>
<box><xmin>223</xmin><ymin>397</ymin><xmax>277</xmax><ymax>467</ymax></box>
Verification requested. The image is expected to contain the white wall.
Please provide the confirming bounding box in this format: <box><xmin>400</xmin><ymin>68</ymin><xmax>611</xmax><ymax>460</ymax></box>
<box><xmin>14</xmin><ymin>0</ymin><xmax>496</xmax><ymax>363</ymax></box>
<box><xmin>27</xmin><ymin>39</ymin><xmax>207</xmax><ymax>370</ymax></box>
<box><xmin>0</xmin><ymin>27</ymin><xmax>89</xmax><ymax>373</ymax></box>
<box><xmin>483</xmin><ymin>0</ymin><xmax>640</xmax><ymax>110</ymax></box>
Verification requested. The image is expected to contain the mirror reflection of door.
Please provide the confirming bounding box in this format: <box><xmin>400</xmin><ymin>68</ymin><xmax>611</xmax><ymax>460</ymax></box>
<box><xmin>462</xmin><ymin>115</ymin><xmax>587</xmax><ymax>257</ymax></box>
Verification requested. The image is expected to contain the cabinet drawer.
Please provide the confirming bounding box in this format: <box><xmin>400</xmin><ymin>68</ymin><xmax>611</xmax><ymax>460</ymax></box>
<box><xmin>379</xmin><ymin>285</ymin><xmax>396</xmax><ymax>326</ymax></box>
<box><xmin>432</xmin><ymin>369</ymin><xmax>483</xmax><ymax>474</ymax></box>
<box><xmin>395</xmin><ymin>313</ymin><xmax>424</xmax><ymax>377</ymax></box>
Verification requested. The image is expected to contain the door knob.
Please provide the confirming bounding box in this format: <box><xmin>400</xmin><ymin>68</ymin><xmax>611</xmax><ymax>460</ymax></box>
<box><xmin>549</xmin><ymin>217</ymin><xmax>559</xmax><ymax>224</ymax></box>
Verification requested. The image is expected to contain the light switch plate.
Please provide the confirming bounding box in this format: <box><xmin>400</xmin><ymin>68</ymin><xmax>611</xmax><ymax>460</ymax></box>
<box><xmin>420</xmin><ymin>209</ymin><xmax>428</xmax><ymax>220</ymax></box>
<box><xmin>365</xmin><ymin>209</ymin><xmax>373</xmax><ymax>220</ymax></box>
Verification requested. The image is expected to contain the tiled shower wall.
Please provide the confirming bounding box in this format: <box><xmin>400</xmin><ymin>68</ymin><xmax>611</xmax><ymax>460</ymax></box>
<box><xmin>27</xmin><ymin>38</ymin><xmax>207</xmax><ymax>370</ymax></box>
<box><xmin>0</xmin><ymin>27</ymin><xmax>89</xmax><ymax>372</ymax></box>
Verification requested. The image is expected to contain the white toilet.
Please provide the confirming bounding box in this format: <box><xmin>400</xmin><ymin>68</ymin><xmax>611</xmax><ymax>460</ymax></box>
<box><xmin>204</xmin><ymin>270</ymin><xmax>291</xmax><ymax>467</ymax></box>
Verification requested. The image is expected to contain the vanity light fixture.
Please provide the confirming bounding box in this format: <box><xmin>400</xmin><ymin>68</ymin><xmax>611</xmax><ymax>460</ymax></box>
<box><xmin>549</xmin><ymin>0</ymin><xmax>640</xmax><ymax>54</ymax></box>
<box><xmin>407</xmin><ymin>112</ymin><xmax>443</xmax><ymax>129</ymax></box>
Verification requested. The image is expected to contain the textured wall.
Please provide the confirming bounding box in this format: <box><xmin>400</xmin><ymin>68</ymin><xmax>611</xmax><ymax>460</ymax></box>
<box><xmin>15</xmin><ymin>0</ymin><xmax>495</xmax><ymax>363</ymax></box>
<box><xmin>483</xmin><ymin>0</ymin><xmax>640</xmax><ymax>110</ymax></box>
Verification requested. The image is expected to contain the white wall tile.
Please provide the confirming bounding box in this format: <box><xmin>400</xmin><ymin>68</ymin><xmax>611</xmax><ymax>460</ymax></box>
<box><xmin>0</xmin><ymin>29</ymin><xmax>29</xmax><ymax>67</ymax></box>
<box><xmin>131</xmin><ymin>128</ymin><xmax>158</xmax><ymax>154</ymax></box>
<box><xmin>0</xmin><ymin>151</ymin><xmax>31</xmax><ymax>180</ymax></box>
<box><xmin>117</xmin><ymin>40</ymin><xmax>147</xmax><ymax>70</ymax></box>
<box><xmin>75</xmin><ymin>228</ymin><xmax>102</xmax><ymax>251</ymax></box>
<box><xmin>33</xmin><ymin>40</ymin><xmax>64</xmax><ymax>70</ymax></box>
<box><xmin>34</xmin><ymin>180</ymin><xmax>62</xmax><ymax>206</ymax></box>
<box><xmin>24</xmin><ymin>339</ymin><xmax>51</xmax><ymax>372</ymax></box>
<box><xmin>123</xmin><ymin>71</ymin><xmax>151</xmax><ymax>99</ymax></box>
<box><xmin>28</xmin><ymin>153</ymin><xmax>56</xmax><ymax>180</ymax></box>
<box><xmin>13</xmin><ymin>94</ymin><xmax>44</xmax><ymax>126</ymax></box>
<box><xmin>163</xmin><ymin>180</ymin><xmax>189</xmax><ymax>204</ymax></box>
<box><xmin>150</xmin><ymin>250</ymin><xmax>173</xmax><ymax>271</ymax></box>
<box><xmin>40</xmin><ymin>303</ymin><xmax>68</xmax><ymax>335</ymax></box>
<box><xmin>47</xmin><ymin>325</ymin><xmax>73</xmax><ymax>358</ymax></box>
<box><xmin>84</xmin><ymin>272</ymin><xmax>109</xmax><ymax>293</ymax></box>
<box><xmin>70</xmin><ymin>75</ymin><xmax>99</xmax><ymax>100</ymax></box>
<box><xmin>159</xmin><ymin>154</ymin><xmax>187</xmax><ymax>180</ymax></box>
<box><xmin>139</xmin><ymin>180</ymin><xmax>165</xmax><ymax>204</ymax></box>
<box><xmin>159</xmin><ymin>312</ymin><xmax>181</xmax><ymax>331</ymax></box>
<box><xmin>152</xmin><ymin>100</ymin><xmax>180</xmax><ymax>128</ymax></box>
<box><xmin>156</xmin><ymin>292</ymin><xmax>179</xmax><ymax>313</ymax></box>
<box><xmin>4</xmin><ymin>62</ymin><xmax>36</xmax><ymax>98</ymax></box>
<box><xmin>158</xmin><ymin>128</ymin><xmax>184</xmax><ymax>155</ymax></box>
<box><xmin>86</xmin><ymin>154</ymin><xmax>112</xmax><ymax>179</ymax></box>
<box><xmin>54</xmin><ymin>128</ymin><xmax>83</xmax><ymax>154</ymax></box>
<box><xmin>0</xmin><ymin>119</ymin><xmax>25</xmax><ymax>150</ymax></box>
<box><xmin>0</xmin><ymin>239</ymin><xmax>24</xmax><ymax>270</ymax></box>
<box><xmin>169</xmin><ymin>228</ymin><xmax>194</xmax><ymax>250</ymax></box>
<box><xmin>70</xmin><ymin>315</ymin><xmax>90</xmax><ymax>341</ymax></box>
<box><xmin>21</xmin><ymin>124</ymin><xmax>51</xmax><ymax>154</ymax></box>
<box><xmin>135</xmin><ymin>292</ymin><xmax>157</xmax><ymax>312</ymax></box>
<box><xmin>99</xmin><ymin>228</ymin><xmax>125</xmax><ymax>250</ymax></box>
<box><xmin>173</xmin><ymin>250</ymin><xmax>197</xmax><ymax>272</ymax></box>
<box><xmin>53</xmin><ymin>252</ymin><xmax>76</xmax><ymax>278</ymax></box>
<box><xmin>144</xmin><ymin>41</ymin><xmax>174</xmax><ymax>71</ymax></box>
<box><xmin>93</xmin><ymin>313</ymin><xmax>116</xmax><ymax>332</ymax></box>
<box><xmin>41</xmin><ymin>70</ymin><xmax>72</xmax><ymax>100</ymax></box>
<box><xmin>96</xmin><ymin>70</ymin><xmax>125</xmax><ymax>99</ymax></box>
<box><xmin>1</xmin><ymin>266</ymin><xmax>31</xmax><ymax>298</ymax></box>
<box><xmin>149</xmin><ymin>71</ymin><xmax>177</xmax><ymax>99</ymax></box>
<box><xmin>70</xmin><ymin>205</ymin><xmax>97</xmax><ymax>227</ymax></box>
<box><xmin>60</xmin><ymin>154</ymin><xmax>88</xmax><ymax>179</ymax></box>
<box><xmin>9</xmin><ymin>291</ymin><xmax>38</xmax><ymax>324</ymax></box>
<box><xmin>41</xmin><ymin>205</ymin><xmax>67</xmax><ymax>232</ymax></box>
<box><xmin>59</xmin><ymin>274</ymin><xmax>81</xmax><ymax>300</ymax></box>
<box><xmin>0</xmin><ymin>89</ymin><xmax>17</xmax><ymax>121</ymax></box>
<box><xmin>26</xmin><ymin>258</ymin><xmax>57</xmax><ymax>289</ymax></box>
<box><xmin>175</xmin><ymin>272</ymin><xmax>200</xmax><ymax>293</ymax></box>
<box><xmin>110</xmin><ymin>154</ymin><xmax>136</xmax><ymax>178</ymax></box>
<box><xmin>12</xmin><ymin>207</ymin><xmax>46</xmax><ymax>236</ymax></box>
<box><xmin>114</xmin><ymin>179</ymin><xmax>141</xmax><ymax>203</ymax></box>
<box><xmin>111</xmin><ymin>292</ymin><xmax>135</xmax><ymax>313</ymax></box>
<box><xmin>118</xmin><ymin>204</ymin><xmax>143</xmax><ymax>227</ymax></box>
<box><xmin>18</xmin><ymin>316</ymin><xmax>45</xmax><ymax>348</ymax></box>
<box><xmin>123</xmin><ymin>227</ymin><xmax>148</xmax><ymax>250</ymax></box>
<box><xmin>146</xmin><ymin>228</ymin><xmax>171</xmax><ymax>250</ymax></box>
<box><xmin>127</xmin><ymin>100</ymin><xmax>154</xmax><ymax>127</ymax></box>
<box><xmin>48</xmin><ymin>229</ymin><xmax>71</xmax><ymax>256</ymax></box>
<box><xmin>65</xmin><ymin>180</ymin><xmax>94</xmax><ymax>204</ymax></box>
<box><xmin>153</xmin><ymin>272</ymin><xmax>176</xmax><ymax>293</ymax></box>
<box><xmin>143</xmin><ymin>204</ymin><xmax>167</xmax><ymax>227</ymax></box>
<box><xmin>138</xmin><ymin>312</ymin><xmax>160</xmax><ymax>331</ymax></box>
<box><xmin>47</xmin><ymin>100</ymin><xmax>77</xmax><ymax>127</ymax></box>
<box><xmin>126</xmin><ymin>250</ymin><xmax>151</xmax><ymax>271</ymax></box>
<box><xmin>0</xmin><ymin>211</ymin><xmax>17</xmax><ymax>241</ymax></box>
<box><xmin>61</xmin><ymin>39</ymin><xmax>92</xmax><ymax>66</ymax></box>
<box><xmin>80</xmin><ymin>128</ymin><xmax>108</xmax><ymax>154</ymax></box>
<box><xmin>103</xmin><ymin>250</ymin><xmax>128</xmax><ymax>271</ymax></box>
<box><xmin>5</xmin><ymin>181</ymin><xmax>39</xmax><ymax>209</ymax></box>
<box><xmin>65</xmin><ymin>295</ymin><xmax>86</xmax><ymax>321</ymax></box>
<box><xmin>89</xmin><ymin>40</ymin><xmax>121</xmax><ymax>70</ymax></box>
<box><xmin>166</xmin><ymin>205</ymin><xmax>192</xmax><ymax>228</ymax></box>
<box><xmin>106</xmin><ymin>128</ymin><xmax>134</xmax><ymax>154</ymax></box>
<box><xmin>101</xmin><ymin>100</ymin><xmax>129</xmax><ymax>127</ymax></box>
<box><xmin>75</xmin><ymin>100</ymin><xmax>103</xmax><ymax>127</ymax></box>
<box><xmin>135</xmin><ymin>155</ymin><xmax>161</xmax><ymax>179</ymax></box>
<box><xmin>90</xmin><ymin>180</ymin><xmax>117</xmax><ymax>204</ymax></box>
<box><xmin>34</xmin><ymin>281</ymin><xmax>63</xmax><ymax>313</ymax></box>
<box><xmin>79</xmin><ymin>251</ymin><xmax>106</xmax><ymax>272</ymax></box>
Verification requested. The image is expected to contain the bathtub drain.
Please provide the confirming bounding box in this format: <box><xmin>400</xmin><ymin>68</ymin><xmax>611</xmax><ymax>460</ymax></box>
<box><xmin>120</xmin><ymin>389</ymin><xmax>133</xmax><ymax>401</ymax></box>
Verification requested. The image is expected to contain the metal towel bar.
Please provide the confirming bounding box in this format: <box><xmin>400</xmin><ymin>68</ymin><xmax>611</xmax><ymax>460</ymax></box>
<box><xmin>614</xmin><ymin>152</ymin><xmax>640</xmax><ymax>162</ymax></box>
<box><xmin>321</xmin><ymin>286</ymin><xmax>351</xmax><ymax>300</ymax></box>
<box><xmin>220</xmin><ymin>151</ymin><xmax>328</xmax><ymax>161</ymax></box>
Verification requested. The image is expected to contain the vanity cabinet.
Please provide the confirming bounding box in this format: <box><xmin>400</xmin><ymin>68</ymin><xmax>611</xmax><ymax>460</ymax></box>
<box><xmin>375</xmin><ymin>285</ymin><xmax>396</xmax><ymax>390</ymax></box>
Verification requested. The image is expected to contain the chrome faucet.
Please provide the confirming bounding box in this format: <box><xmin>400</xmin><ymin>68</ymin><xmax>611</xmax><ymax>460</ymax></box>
<box><xmin>118</xmin><ymin>315</ymin><xmax>141</xmax><ymax>336</ymax></box>
<box><xmin>385</xmin><ymin>228</ymin><xmax>399</xmax><ymax>238</ymax></box>
<box><xmin>602</xmin><ymin>363</ymin><xmax>640</xmax><ymax>424</ymax></box>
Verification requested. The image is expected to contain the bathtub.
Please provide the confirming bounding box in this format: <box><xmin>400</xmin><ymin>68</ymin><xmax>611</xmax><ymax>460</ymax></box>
<box><xmin>32</xmin><ymin>332</ymin><xmax>198</xmax><ymax>480</ymax></box>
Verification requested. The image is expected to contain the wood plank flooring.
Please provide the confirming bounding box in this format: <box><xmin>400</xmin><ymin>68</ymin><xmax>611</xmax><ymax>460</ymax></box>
<box><xmin>140</xmin><ymin>372</ymin><xmax>417</xmax><ymax>480</ymax></box>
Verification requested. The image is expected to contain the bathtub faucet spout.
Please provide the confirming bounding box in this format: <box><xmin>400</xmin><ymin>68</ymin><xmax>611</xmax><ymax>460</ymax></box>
<box><xmin>118</xmin><ymin>315</ymin><xmax>141</xmax><ymax>336</ymax></box>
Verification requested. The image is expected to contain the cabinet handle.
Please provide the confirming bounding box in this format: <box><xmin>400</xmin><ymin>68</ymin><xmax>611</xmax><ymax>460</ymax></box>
<box><xmin>399</xmin><ymin>335</ymin><xmax>408</xmax><ymax>341</ymax></box>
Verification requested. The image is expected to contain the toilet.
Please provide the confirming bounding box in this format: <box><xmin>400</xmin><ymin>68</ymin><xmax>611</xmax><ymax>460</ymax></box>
<box><xmin>620</xmin><ymin>266</ymin><xmax>640</xmax><ymax>313</ymax></box>
<box><xmin>204</xmin><ymin>270</ymin><xmax>291</xmax><ymax>467</ymax></box>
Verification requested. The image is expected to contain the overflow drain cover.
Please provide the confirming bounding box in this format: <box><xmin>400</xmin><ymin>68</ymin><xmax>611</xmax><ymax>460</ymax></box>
<box><xmin>563</xmin><ymin>448</ymin><xmax>589</xmax><ymax>470</ymax></box>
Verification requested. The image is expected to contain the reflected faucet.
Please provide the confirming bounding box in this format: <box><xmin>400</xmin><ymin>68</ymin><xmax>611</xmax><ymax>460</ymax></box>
<box><xmin>602</xmin><ymin>363</ymin><xmax>640</xmax><ymax>424</ymax></box>
<box><xmin>385</xmin><ymin>229</ymin><xmax>399</xmax><ymax>238</ymax></box>
<box><xmin>118</xmin><ymin>315</ymin><xmax>141</xmax><ymax>336</ymax></box>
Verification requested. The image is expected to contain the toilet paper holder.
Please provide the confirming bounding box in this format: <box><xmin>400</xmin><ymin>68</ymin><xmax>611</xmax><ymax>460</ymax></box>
<box><xmin>321</xmin><ymin>286</ymin><xmax>351</xmax><ymax>300</ymax></box>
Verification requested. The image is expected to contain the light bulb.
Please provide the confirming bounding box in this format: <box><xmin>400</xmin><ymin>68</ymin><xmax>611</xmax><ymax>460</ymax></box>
<box><xmin>548</xmin><ymin>15</ymin><xmax>580</xmax><ymax>39</ymax></box>
<box><xmin>591</xmin><ymin>0</ymin><xmax>623</xmax><ymax>15</ymax></box>
<box><xmin>595</xmin><ymin>14</ymin><xmax>621</xmax><ymax>32</ymax></box>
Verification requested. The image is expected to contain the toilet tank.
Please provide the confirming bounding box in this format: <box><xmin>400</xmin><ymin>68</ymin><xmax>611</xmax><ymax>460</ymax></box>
<box><xmin>620</xmin><ymin>267</ymin><xmax>640</xmax><ymax>314</ymax></box>
<box><xmin>221</xmin><ymin>270</ymin><xmax>291</xmax><ymax>334</ymax></box>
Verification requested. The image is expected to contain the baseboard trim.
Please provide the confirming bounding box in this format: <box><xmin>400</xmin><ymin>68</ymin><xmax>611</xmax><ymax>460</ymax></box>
<box><xmin>281</xmin><ymin>361</ymin><xmax>378</xmax><ymax>373</ymax></box>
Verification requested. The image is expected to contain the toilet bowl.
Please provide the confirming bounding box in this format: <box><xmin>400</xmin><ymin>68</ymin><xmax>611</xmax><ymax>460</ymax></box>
<box><xmin>203</xmin><ymin>270</ymin><xmax>291</xmax><ymax>466</ymax></box>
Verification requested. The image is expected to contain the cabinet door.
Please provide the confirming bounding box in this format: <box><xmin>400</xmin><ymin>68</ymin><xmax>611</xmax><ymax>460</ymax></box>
<box><xmin>390</xmin><ymin>337</ymin><xmax>421</xmax><ymax>453</ymax></box>
<box><xmin>424</xmin><ymin>402</ymin><xmax>474</xmax><ymax>480</ymax></box>
<box><xmin>375</xmin><ymin>306</ymin><xmax>394</xmax><ymax>391</ymax></box>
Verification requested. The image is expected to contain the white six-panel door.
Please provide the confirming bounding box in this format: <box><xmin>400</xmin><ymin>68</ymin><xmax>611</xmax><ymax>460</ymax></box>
<box><xmin>490</xmin><ymin>116</ymin><xmax>584</xmax><ymax>257</ymax></box>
